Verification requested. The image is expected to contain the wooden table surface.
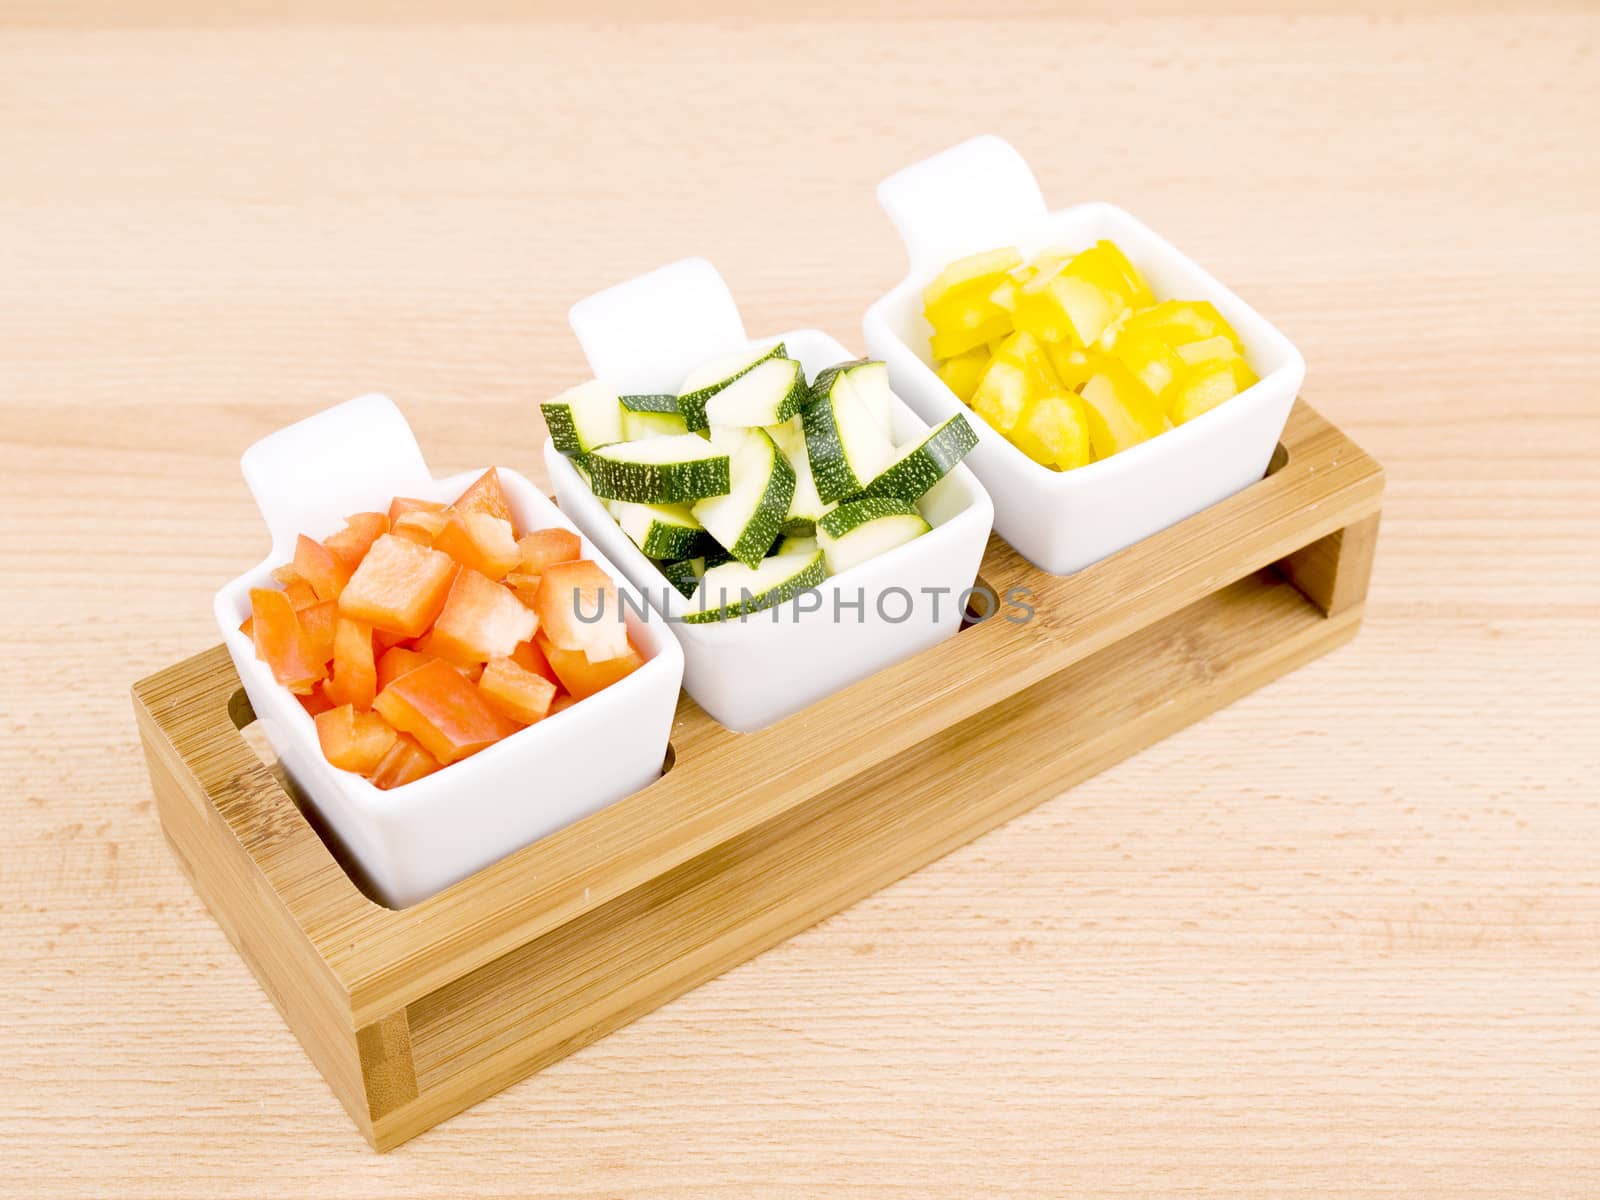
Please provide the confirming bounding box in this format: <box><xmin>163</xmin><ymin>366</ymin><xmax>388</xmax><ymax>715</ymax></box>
<box><xmin>4</xmin><ymin>4</ymin><xmax>1596</xmax><ymax>1196</ymax></box>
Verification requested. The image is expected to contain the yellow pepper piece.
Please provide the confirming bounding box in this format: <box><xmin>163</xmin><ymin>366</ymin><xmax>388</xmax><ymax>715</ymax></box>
<box><xmin>1122</xmin><ymin>300</ymin><xmax>1243</xmax><ymax>352</ymax></box>
<box><xmin>1169</xmin><ymin>359</ymin><xmax>1260</xmax><ymax>425</ymax></box>
<box><xmin>1079</xmin><ymin>360</ymin><xmax>1166</xmax><ymax>459</ymax></box>
<box><xmin>1176</xmin><ymin>335</ymin><xmax>1242</xmax><ymax>368</ymax></box>
<box><xmin>1110</xmin><ymin>329</ymin><xmax>1186</xmax><ymax>400</ymax></box>
<box><xmin>970</xmin><ymin>330</ymin><xmax>1056</xmax><ymax>434</ymax></box>
<box><xmin>1090</xmin><ymin>240</ymin><xmax>1154</xmax><ymax>308</ymax></box>
<box><xmin>1014</xmin><ymin>269</ymin><xmax>1116</xmax><ymax>347</ymax></box>
<box><xmin>1044</xmin><ymin>342</ymin><xmax>1093</xmax><ymax>391</ymax></box>
<box><xmin>929</xmin><ymin>305</ymin><xmax>1012</xmax><ymax>359</ymax></box>
<box><xmin>1012</xmin><ymin>392</ymin><xmax>1092</xmax><ymax>471</ymax></box>
<box><xmin>922</xmin><ymin>246</ymin><xmax>1023</xmax><ymax>309</ymax></box>
<box><xmin>970</xmin><ymin>359</ymin><xmax>1027</xmax><ymax>435</ymax></box>
<box><xmin>936</xmin><ymin>346</ymin><xmax>992</xmax><ymax>404</ymax></box>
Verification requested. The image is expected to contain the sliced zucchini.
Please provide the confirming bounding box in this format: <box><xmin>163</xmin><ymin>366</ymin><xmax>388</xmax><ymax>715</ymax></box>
<box><xmin>704</xmin><ymin>356</ymin><xmax>807</xmax><ymax>428</ymax></box>
<box><xmin>689</xmin><ymin>427</ymin><xmax>795</xmax><ymax>567</ymax></box>
<box><xmin>611</xmin><ymin>500</ymin><xmax>714</xmax><ymax>560</ymax></box>
<box><xmin>766</xmin><ymin>414</ymin><xmax>833</xmax><ymax>533</ymax></box>
<box><xmin>817</xmin><ymin>497</ymin><xmax>931</xmax><ymax>576</ymax></box>
<box><xmin>780</xmin><ymin>517</ymin><xmax>816</xmax><ymax>537</ymax></box>
<box><xmin>774</xmin><ymin>533</ymin><xmax>818</xmax><ymax>559</ymax></box>
<box><xmin>682</xmin><ymin>549</ymin><xmax>828</xmax><ymax>624</ymax></box>
<box><xmin>838</xmin><ymin>358</ymin><xmax>896</xmax><ymax>441</ymax></box>
<box><xmin>659</xmin><ymin>557</ymin><xmax>705</xmax><ymax>599</ymax></box>
<box><xmin>677</xmin><ymin>342</ymin><xmax>788</xmax><ymax>432</ymax></box>
<box><xmin>542</xmin><ymin>380</ymin><xmax>624</xmax><ymax>456</ymax></box>
<box><xmin>620</xmin><ymin>393</ymin><xmax>689</xmax><ymax>440</ymax></box>
<box><xmin>586</xmin><ymin>435</ymin><xmax>731</xmax><ymax>504</ymax></box>
<box><xmin>860</xmin><ymin>414</ymin><xmax>978</xmax><ymax>504</ymax></box>
<box><xmin>802</xmin><ymin>363</ymin><xmax>897</xmax><ymax>504</ymax></box>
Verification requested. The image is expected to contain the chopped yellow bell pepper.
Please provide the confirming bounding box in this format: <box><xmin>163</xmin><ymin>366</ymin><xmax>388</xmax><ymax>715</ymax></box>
<box><xmin>970</xmin><ymin>330</ymin><xmax>1057</xmax><ymax>435</ymax></box>
<box><xmin>1014</xmin><ymin>270</ymin><xmax>1117</xmax><ymax>347</ymax></box>
<box><xmin>936</xmin><ymin>346</ymin><xmax>991</xmax><ymax>403</ymax></box>
<box><xmin>922</xmin><ymin>246</ymin><xmax>1023</xmax><ymax>310</ymax></box>
<box><xmin>1169</xmin><ymin>359</ymin><xmax>1259</xmax><ymax>425</ymax></box>
<box><xmin>1090</xmin><ymin>240</ymin><xmax>1154</xmax><ymax>308</ymax></box>
<box><xmin>1012</xmin><ymin>392</ymin><xmax>1092</xmax><ymax>471</ymax></box>
<box><xmin>929</xmin><ymin>307</ymin><xmax>1012</xmax><ymax>359</ymax></box>
<box><xmin>1122</xmin><ymin>300</ymin><xmax>1242</xmax><ymax>352</ymax></box>
<box><xmin>1110</xmin><ymin>329</ymin><xmax>1186</xmax><ymax>400</ymax></box>
<box><xmin>1176</xmin><ymin>335</ymin><xmax>1242</xmax><ymax>368</ymax></box>
<box><xmin>1044</xmin><ymin>342</ymin><xmax>1093</xmax><ymax>392</ymax></box>
<box><xmin>1079</xmin><ymin>360</ymin><xmax>1167</xmax><ymax>458</ymax></box>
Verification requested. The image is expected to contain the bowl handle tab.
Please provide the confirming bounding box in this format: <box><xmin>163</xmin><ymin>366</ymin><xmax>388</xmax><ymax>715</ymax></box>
<box><xmin>568</xmin><ymin>257</ymin><xmax>749</xmax><ymax>396</ymax></box>
<box><xmin>240</xmin><ymin>393</ymin><xmax>433</xmax><ymax>556</ymax></box>
<box><xmin>876</xmin><ymin>135</ymin><xmax>1047</xmax><ymax>275</ymax></box>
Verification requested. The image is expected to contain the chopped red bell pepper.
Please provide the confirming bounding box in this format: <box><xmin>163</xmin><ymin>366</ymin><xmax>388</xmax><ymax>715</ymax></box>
<box><xmin>250</xmin><ymin>588</ymin><xmax>327</xmax><ymax>692</ymax></box>
<box><xmin>391</xmin><ymin>508</ymin><xmax>448</xmax><ymax>546</ymax></box>
<box><xmin>367</xmin><ymin>732</ymin><xmax>443</xmax><ymax>790</ymax></box>
<box><xmin>338</xmin><ymin>533</ymin><xmax>458</xmax><ymax>637</ymax></box>
<box><xmin>534</xmin><ymin>559</ymin><xmax>630</xmax><ymax>661</ymax></box>
<box><xmin>450</xmin><ymin>467</ymin><xmax>514</xmax><ymax>526</ymax></box>
<box><xmin>417</xmin><ymin>567</ymin><xmax>537</xmax><ymax>666</ymax></box>
<box><xmin>323</xmin><ymin>512</ymin><xmax>389</xmax><ymax>573</ymax></box>
<box><xmin>375</xmin><ymin>645</ymin><xmax>436</xmax><ymax>692</ymax></box>
<box><xmin>296</xmin><ymin>599</ymin><xmax>339</xmax><ymax>665</ymax></box>
<box><xmin>314</xmin><ymin>704</ymin><xmax>399</xmax><ymax>774</ymax></box>
<box><xmin>510</xmin><ymin>637</ymin><xmax>558</xmax><ymax>685</ymax></box>
<box><xmin>373</xmin><ymin>659</ymin><xmax>521</xmax><ymax>765</ymax></box>
<box><xmin>516</xmin><ymin>527</ymin><xmax>582</xmax><ymax>574</ymax></box>
<box><xmin>431</xmin><ymin>512</ymin><xmax>522</xmax><ymax>581</ymax></box>
<box><xmin>478</xmin><ymin>656</ymin><xmax>558</xmax><ymax>726</ymax></box>
<box><xmin>324</xmin><ymin>616</ymin><xmax>377</xmax><ymax>710</ymax></box>
<box><xmin>298</xmin><ymin>683</ymin><xmax>336</xmax><ymax>717</ymax></box>
<box><xmin>293</xmin><ymin>533</ymin><xmax>353</xmax><ymax>602</ymax></box>
<box><xmin>388</xmin><ymin>496</ymin><xmax>445</xmax><ymax>524</ymax></box>
<box><xmin>536</xmin><ymin>631</ymin><xmax>644</xmax><ymax>700</ymax></box>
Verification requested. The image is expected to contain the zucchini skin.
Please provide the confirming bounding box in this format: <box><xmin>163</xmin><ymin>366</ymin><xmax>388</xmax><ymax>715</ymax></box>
<box><xmin>817</xmin><ymin>495</ymin><xmax>919</xmax><ymax>539</ymax></box>
<box><xmin>678</xmin><ymin>342</ymin><xmax>788</xmax><ymax>432</ymax></box>
<box><xmin>717</xmin><ymin>443</ymin><xmax>796</xmax><ymax>568</ymax></box>
<box><xmin>800</xmin><ymin>385</ymin><xmax>864</xmax><ymax>505</ymax></box>
<box><xmin>681</xmin><ymin>551</ymin><xmax>828</xmax><ymax>624</ymax></box>
<box><xmin>860</xmin><ymin>415</ymin><xmax>978</xmax><ymax>503</ymax></box>
<box><xmin>637</xmin><ymin>521</ymin><xmax>715</xmax><ymax>561</ymax></box>
<box><xmin>542</xmin><ymin>404</ymin><xmax>584</xmax><ymax>456</ymax></box>
<box><xmin>619</xmin><ymin>393</ymin><xmax>682</xmax><ymax>414</ymax></box>
<box><xmin>659</xmin><ymin>558</ymin><xmax>704</xmax><ymax>598</ymax></box>
<box><xmin>586</xmin><ymin>448</ymin><xmax>731</xmax><ymax>504</ymax></box>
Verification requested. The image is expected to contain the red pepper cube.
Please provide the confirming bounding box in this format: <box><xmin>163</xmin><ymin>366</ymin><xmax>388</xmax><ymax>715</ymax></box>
<box><xmin>338</xmin><ymin>533</ymin><xmax>458</xmax><ymax>638</ymax></box>
<box><xmin>533</xmin><ymin>559</ymin><xmax>630</xmax><ymax>662</ymax></box>
<box><xmin>450</xmin><ymin>467</ymin><xmax>514</xmax><ymax>525</ymax></box>
<box><xmin>432</xmin><ymin>512</ymin><xmax>522</xmax><ymax>581</ymax></box>
<box><xmin>373</xmin><ymin>658</ymin><xmax>521</xmax><ymax>765</ymax></box>
<box><xmin>535</xmin><ymin>631</ymin><xmax>644</xmax><ymax>701</ymax></box>
<box><xmin>478</xmin><ymin>656</ymin><xmax>558</xmax><ymax>726</ymax></box>
<box><xmin>314</xmin><ymin>704</ymin><xmax>399</xmax><ymax>774</ymax></box>
<box><xmin>417</xmin><ymin>568</ymin><xmax>537</xmax><ymax>666</ymax></box>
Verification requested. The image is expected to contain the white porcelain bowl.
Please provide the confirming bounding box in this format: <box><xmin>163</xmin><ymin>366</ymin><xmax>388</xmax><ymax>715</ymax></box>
<box><xmin>862</xmin><ymin>134</ymin><xmax>1306</xmax><ymax>576</ymax></box>
<box><xmin>555</xmin><ymin>258</ymin><xmax>995</xmax><ymax>733</ymax></box>
<box><xmin>214</xmin><ymin>394</ymin><xmax>685</xmax><ymax>908</ymax></box>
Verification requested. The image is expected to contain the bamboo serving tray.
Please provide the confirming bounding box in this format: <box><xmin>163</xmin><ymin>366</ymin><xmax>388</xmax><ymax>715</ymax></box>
<box><xmin>133</xmin><ymin>399</ymin><xmax>1382</xmax><ymax>1151</ymax></box>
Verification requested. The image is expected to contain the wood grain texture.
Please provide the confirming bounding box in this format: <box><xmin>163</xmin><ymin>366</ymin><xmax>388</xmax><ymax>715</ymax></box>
<box><xmin>2</xmin><ymin>4</ymin><xmax>1596</xmax><ymax>1196</ymax></box>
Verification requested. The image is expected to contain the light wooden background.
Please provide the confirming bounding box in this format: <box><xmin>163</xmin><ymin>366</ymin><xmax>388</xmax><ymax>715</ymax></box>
<box><xmin>3</xmin><ymin>4</ymin><xmax>1596</xmax><ymax>1197</ymax></box>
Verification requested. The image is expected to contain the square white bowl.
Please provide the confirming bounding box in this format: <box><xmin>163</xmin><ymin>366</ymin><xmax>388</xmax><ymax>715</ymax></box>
<box><xmin>213</xmin><ymin>393</ymin><xmax>685</xmax><ymax>909</ymax></box>
<box><xmin>862</xmin><ymin>134</ymin><xmax>1306</xmax><ymax>576</ymax></box>
<box><xmin>557</xmin><ymin>258</ymin><xmax>995</xmax><ymax>733</ymax></box>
